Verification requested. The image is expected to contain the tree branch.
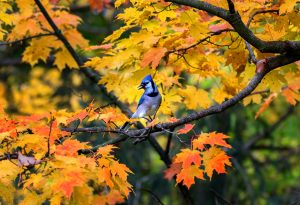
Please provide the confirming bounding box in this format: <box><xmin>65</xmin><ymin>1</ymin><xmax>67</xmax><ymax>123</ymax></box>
<box><xmin>168</xmin><ymin>28</ymin><xmax>234</xmax><ymax>54</ymax></box>
<box><xmin>0</xmin><ymin>153</ymin><xmax>18</xmax><ymax>161</ymax></box>
<box><xmin>167</xmin><ymin>0</ymin><xmax>300</xmax><ymax>53</ymax></box>
<box><xmin>0</xmin><ymin>33</ymin><xmax>55</xmax><ymax>46</ymax></box>
<box><xmin>243</xmin><ymin>105</ymin><xmax>295</xmax><ymax>151</ymax></box>
<box><xmin>63</xmin><ymin>51</ymin><xmax>300</xmax><ymax>148</ymax></box>
<box><xmin>226</xmin><ymin>0</ymin><xmax>235</xmax><ymax>14</ymax></box>
<box><xmin>246</xmin><ymin>9</ymin><xmax>279</xmax><ymax>27</ymax></box>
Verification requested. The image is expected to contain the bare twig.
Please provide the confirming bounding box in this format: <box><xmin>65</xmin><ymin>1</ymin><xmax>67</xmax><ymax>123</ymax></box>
<box><xmin>0</xmin><ymin>33</ymin><xmax>55</xmax><ymax>46</ymax></box>
<box><xmin>247</xmin><ymin>9</ymin><xmax>279</xmax><ymax>27</ymax></box>
<box><xmin>0</xmin><ymin>153</ymin><xmax>18</xmax><ymax>161</ymax></box>
<box><xmin>168</xmin><ymin>29</ymin><xmax>234</xmax><ymax>54</ymax></box>
<box><xmin>231</xmin><ymin>158</ymin><xmax>257</xmax><ymax>205</ymax></box>
<box><xmin>45</xmin><ymin>117</ymin><xmax>54</xmax><ymax>158</ymax></box>
<box><xmin>165</xmin><ymin>128</ymin><xmax>174</xmax><ymax>155</ymax></box>
<box><xmin>141</xmin><ymin>188</ymin><xmax>165</xmax><ymax>205</ymax></box>
<box><xmin>210</xmin><ymin>189</ymin><xmax>232</xmax><ymax>205</ymax></box>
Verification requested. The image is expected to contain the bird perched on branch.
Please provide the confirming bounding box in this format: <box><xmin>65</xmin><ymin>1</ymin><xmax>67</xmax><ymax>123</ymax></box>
<box><xmin>121</xmin><ymin>74</ymin><xmax>162</xmax><ymax>130</ymax></box>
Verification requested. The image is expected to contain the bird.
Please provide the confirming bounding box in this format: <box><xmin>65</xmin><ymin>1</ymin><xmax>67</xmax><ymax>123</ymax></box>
<box><xmin>121</xmin><ymin>74</ymin><xmax>162</xmax><ymax>130</ymax></box>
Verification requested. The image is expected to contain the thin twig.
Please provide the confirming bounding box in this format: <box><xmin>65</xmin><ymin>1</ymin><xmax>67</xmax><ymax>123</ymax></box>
<box><xmin>246</xmin><ymin>9</ymin><xmax>279</xmax><ymax>27</ymax></box>
<box><xmin>0</xmin><ymin>33</ymin><xmax>55</xmax><ymax>46</ymax></box>
<box><xmin>141</xmin><ymin>188</ymin><xmax>165</xmax><ymax>205</ymax></box>
<box><xmin>243</xmin><ymin>105</ymin><xmax>295</xmax><ymax>151</ymax></box>
<box><xmin>231</xmin><ymin>158</ymin><xmax>257</xmax><ymax>205</ymax></box>
<box><xmin>45</xmin><ymin>117</ymin><xmax>54</xmax><ymax>158</ymax></box>
<box><xmin>169</xmin><ymin>29</ymin><xmax>234</xmax><ymax>54</ymax></box>
<box><xmin>165</xmin><ymin>128</ymin><xmax>174</xmax><ymax>155</ymax></box>
<box><xmin>210</xmin><ymin>189</ymin><xmax>232</xmax><ymax>205</ymax></box>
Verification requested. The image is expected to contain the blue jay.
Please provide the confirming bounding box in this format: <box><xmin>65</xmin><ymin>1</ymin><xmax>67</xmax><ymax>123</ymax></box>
<box><xmin>121</xmin><ymin>74</ymin><xmax>162</xmax><ymax>129</ymax></box>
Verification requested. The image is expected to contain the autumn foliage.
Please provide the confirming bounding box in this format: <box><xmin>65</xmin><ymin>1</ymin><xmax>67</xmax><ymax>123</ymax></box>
<box><xmin>0</xmin><ymin>0</ymin><xmax>300</xmax><ymax>204</ymax></box>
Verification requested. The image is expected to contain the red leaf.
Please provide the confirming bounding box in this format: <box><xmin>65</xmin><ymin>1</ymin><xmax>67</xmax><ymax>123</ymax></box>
<box><xmin>168</xmin><ymin>117</ymin><xmax>178</xmax><ymax>123</ymax></box>
<box><xmin>66</xmin><ymin>110</ymin><xmax>88</xmax><ymax>124</ymax></box>
<box><xmin>164</xmin><ymin>162</ymin><xmax>182</xmax><ymax>180</ymax></box>
<box><xmin>209</xmin><ymin>23</ymin><xmax>231</xmax><ymax>32</ymax></box>
<box><xmin>177</xmin><ymin>124</ymin><xmax>194</xmax><ymax>134</ymax></box>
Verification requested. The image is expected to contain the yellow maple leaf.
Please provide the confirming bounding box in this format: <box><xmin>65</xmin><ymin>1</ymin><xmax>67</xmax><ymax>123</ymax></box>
<box><xmin>54</xmin><ymin>47</ymin><xmax>78</xmax><ymax>70</ymax></box>
<box><xmin>179</xmin><ymin>86</ymin><xmax>211</xmax><ymax>109</ymax></box>
<box><xmin>279</xmin><ymin>0</ymin><xmax>298</xmax><ymax>15</ymax></box>
<box><xmin>22</xmin><ymin>36</ymin><xmax>56</xmax><ymax>66</ymax></box>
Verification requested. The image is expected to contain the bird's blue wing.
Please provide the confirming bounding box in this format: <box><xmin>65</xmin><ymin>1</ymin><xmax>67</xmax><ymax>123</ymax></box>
<box><xmin>137</xmin><ymin>95</ymin><xmax>145</xmax><ymax>108</ymax></box>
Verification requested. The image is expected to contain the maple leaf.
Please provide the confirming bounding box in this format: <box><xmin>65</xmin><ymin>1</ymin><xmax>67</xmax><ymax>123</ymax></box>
<box><xmin>282</xmin><ymin>81</ymin><xmax>300</xmax><ymax>105</ymax></box>
<box><xmin>97</xmin><ymin>145</ymin><xmax>117</xmax><ymax>157</ymax></box>
<box><xmin>209</xmin><ymin>22</ymin><xmax>232</xmax><ymax>32</ymax></box>
<box><xmin>168</xmin><ymin>117</ymin><xmax>178</xmax><ymax>123</ymax></box>
<box><xmin>54</xmin><ymin>47</ymin><xmax>78</xmax><ymax>70</ymax></box>
<box><xmin>85</xmin><ymin>43</ymin><xmax>113</xmax><ymax>51</ymax></box>
<box><xmin>57</xmin><ymin>170</ymin><xmax>86</xmax><ymax>198</ymax></box>
<box><xmin>176</xmin><ymin>165</ymin><xmax>204</xmax><ymax>189</ymax></box>
<box><xmin>110</xmin><ymin>161</ymin><xmax>133</xmax><ymax>180</ymax></box>
<box><xmin>56</xmin><ymin>139</ymin><xmax>88</xmax><ymax>157</ymax></box>
<box><xmin>177</xmin><ymin>124</ymin><xmax>195</xmax><ymax>134</ymax></box>
<box><xmin>174</xmin><ymin>149</ymin><xmax>201</xmax><ymax>169</ymax></box>
<box><xmin>140</xmin><ymin>47</ymin><xmax>167</xmax><ymax>69</ymax></box>
<box><xmin>66</xmin><ymin>109</ymin><xmax>89</xmax><ymax>124</ymax></box>
<box><xmin>164</xmin><ymin>162</ymin><xmax>182</xmax><ymax>180</ymax></box>
<box><xmin>193</xmin><ymin>132</ymin><xmax>232</xmax><ymax>151</ymax></box>
<box><xmin>255</xmin><ymin>93</ymin><xmax>278</xmax><ymax>119</ymax></box>
<box><xmin>202</xmin><ymin>147</ymin><xmax>232</xmax><ymax>179</ymax></box>
<box><xmin>147</xmin><ymin>118</ymin><xmax>159</xmax><ymax>127</ymax></box>
<box><xmin>179</xmin><ymin>86</ymin><xmax>211</xmax><ymax>109</ymax></box>
<box><xmin>89</xmin><ymin>0</ymin><xmax>112</xmax><ymax>13</ymax></box>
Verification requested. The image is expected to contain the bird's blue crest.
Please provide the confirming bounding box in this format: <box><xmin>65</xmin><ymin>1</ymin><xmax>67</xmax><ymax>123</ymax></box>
<box><xmin>141</xmin><ymin>74</ymin><xmax>153</xmax><ymax>83</ymax></box>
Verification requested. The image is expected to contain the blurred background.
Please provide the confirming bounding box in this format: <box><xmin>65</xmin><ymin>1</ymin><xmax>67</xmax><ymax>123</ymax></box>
<box><xmin>0</xmin><ymin>1</ymin><xmax>300</xmax><ymax>204</ymax></box>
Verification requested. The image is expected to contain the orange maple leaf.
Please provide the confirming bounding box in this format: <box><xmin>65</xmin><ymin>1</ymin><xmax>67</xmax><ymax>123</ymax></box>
<box><xmin>110</xmin><ymin>161</ymin><xmax>133</xmax><ymax>180</ymax></box>
<box><xmin>174</xmin><ymin>149</ymin><xmax>201</xmax><ymax>169</ymax></box>
<box><xmin>202</xmin><ymin>147</ymin><xmax>232</xmax><ymax>179</ymax></box>
<box><xmin>56</xmin><ymin>139</ymin><xmax>87</xmax><ymax>156</ymax></box>
<box><xmin>58</xmin><ymin>170</ymin><xmax>86</xmax><ymax>198</ymax></box>
<box><xmin>193</xmin><ymin>132</ymin><xmax>232</xmax><ymax>151</ymax></box>
<box><xmin>177</xmin><ymin>124</ymin><xmax>194</xmax><ymax>134</ymax></box>
<box><xmin>282</xmin><ymin>82</ymin><xmax>300</xmax><ymax>105</ymax></box>
<box><xmin>167</xmin><ymin>117</ymin><xmax>178</xmax><ymax>123</ymax></box>
<box><xmin>255</xmin><ymin>93</ymin><xmax>277</xmax><ymax>119</ymax></box>
<box><xmin>140</xmin><ymin>47</ymin><xmax>167</xmax><ymax>69</ymax></box>
<box><xmin>97</xmin><ymin>145</ymin><xmax>117</xmax><ymax>157</ymax></box>
<box><xmin>176</xmin><ymin>165</ymin><xmax>204</xmax><ymax>189</ymax></box>
<box><xmin>66</xmin><ymin>109</ymin><xmax>89</xmax><ymax>124</ymax></box>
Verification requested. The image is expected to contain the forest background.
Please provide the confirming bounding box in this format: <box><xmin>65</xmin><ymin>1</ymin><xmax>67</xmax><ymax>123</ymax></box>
<box><xmin>0</xmin><ymin>0</ymin><xmax>300</xmax><ymax>205</ymax></box>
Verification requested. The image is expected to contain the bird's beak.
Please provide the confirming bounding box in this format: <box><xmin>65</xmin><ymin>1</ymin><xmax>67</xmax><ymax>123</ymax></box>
<box><xmin>138</xmin><ymin>83</ymin><xmax>144</xmax><ymax>90</ymax></box>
